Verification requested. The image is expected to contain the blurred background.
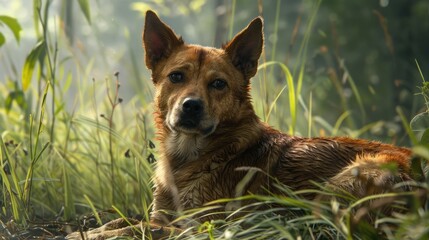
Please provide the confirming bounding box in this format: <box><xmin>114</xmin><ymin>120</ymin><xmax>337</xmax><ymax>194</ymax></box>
<box><xmin>1</xmin><ymin>0</ymin><xmax>429</xmax><ymax>233</ymax></box>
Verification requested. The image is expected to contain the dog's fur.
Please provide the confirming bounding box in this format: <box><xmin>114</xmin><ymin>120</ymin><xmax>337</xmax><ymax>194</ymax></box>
<box><xmin>68</xmin><ymin>11</ymin><xmax>414</xmax><ymax>239</ymax></box>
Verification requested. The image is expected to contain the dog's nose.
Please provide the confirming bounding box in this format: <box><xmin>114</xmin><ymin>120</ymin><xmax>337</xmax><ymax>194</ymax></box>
<box><xmin>182</xmin><ymin>98</ymin><xmax>203</xmax><ymax>116</ymax></box>
<box><xmin>180</xmin><ymin>98</ymin><xmax>204</xmax><ymax>128</ymax></box>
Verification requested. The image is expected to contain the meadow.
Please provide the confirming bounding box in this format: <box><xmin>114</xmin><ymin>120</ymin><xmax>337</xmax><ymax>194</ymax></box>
<box><xmin>1</xmin><ymin>0</ymin><xmax>428</xmax><ymax>239</ymax></box>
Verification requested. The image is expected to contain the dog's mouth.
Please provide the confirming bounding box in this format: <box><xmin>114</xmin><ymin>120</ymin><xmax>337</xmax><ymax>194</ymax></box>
<box><xmin>168</xmin><ymin>119</ymin><xmax>217</xmax><ymax>137</ymax></box>
<box><xmin>167</xmin><ymin>112</ymin><xmax>217</xmax><ymax>137</ymax></box>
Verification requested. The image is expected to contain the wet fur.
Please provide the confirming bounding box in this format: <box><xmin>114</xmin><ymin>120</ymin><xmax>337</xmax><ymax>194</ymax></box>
<box><xmin>144</xmin><ymin>11</ymin><xmax>412</xmax><ymax>226</ymax></box>
<box><xmin>68</xmin><ymin>10</ymin><xmax>413</xmax><ymax>239</ymax></box>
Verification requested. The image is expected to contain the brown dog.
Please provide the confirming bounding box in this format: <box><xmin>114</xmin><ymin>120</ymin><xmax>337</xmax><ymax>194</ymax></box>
<box><xmin>68</xmin><ymin>10</ymin><xmax>413</xmax><ymax>239</ymax></box>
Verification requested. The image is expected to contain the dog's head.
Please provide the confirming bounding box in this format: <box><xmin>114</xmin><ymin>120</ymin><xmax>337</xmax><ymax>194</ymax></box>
<box><xmin>143</xmin><ymin>11</ymin><xmax>263</xmax><ymax>137</ymax></box>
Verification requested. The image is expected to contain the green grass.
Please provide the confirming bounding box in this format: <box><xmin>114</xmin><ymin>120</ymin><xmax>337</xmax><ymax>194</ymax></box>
<box><xmin>1</xmin><ymin>0</ymin><xmax>429</xmax><ymax>239</ymax></box>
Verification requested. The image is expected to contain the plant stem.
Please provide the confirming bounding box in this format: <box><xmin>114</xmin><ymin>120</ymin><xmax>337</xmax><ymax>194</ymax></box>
<box><xmin>106</xmin><ymin>73</ymin><xmax>121</xmax><ymax>205</ymax></box>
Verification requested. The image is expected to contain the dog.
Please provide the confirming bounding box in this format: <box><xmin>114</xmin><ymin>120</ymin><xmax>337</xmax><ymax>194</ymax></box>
<box><xmin>68</xmin><ymin>10</ymin><xmax>414</xmax><ymax>239</ymax></box>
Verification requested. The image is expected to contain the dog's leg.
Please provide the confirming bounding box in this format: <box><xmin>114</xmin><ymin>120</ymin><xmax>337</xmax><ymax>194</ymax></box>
<box><xmin>66</xmin><ymin>218</ymin><xmax>140</xmax><ymax>240</ymax></box>
<box><xmin>327</xmin><ymin>152</ymin><xmax>412</xmax><ymax>198</ymax></box>
<box><xmin>66</xmin><ymin>218</ymin><xmax>182</xmax><ymax>240</ymax></box>
<box><xmin>321</xmin><ymin>152</ymin><xmax>414</xmax><ymax>223</ymax></box>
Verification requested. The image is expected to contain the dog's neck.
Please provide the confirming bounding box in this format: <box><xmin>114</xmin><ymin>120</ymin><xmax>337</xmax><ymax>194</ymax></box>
<box><xmin>160</xmin><ymin>113</ymin><xmax>266</xmax><ymax>167</ymax></box>
<box><xmin>165</xmin><ymin>132</ymin><xmax>204</xmax><ymax>162</ymax></box>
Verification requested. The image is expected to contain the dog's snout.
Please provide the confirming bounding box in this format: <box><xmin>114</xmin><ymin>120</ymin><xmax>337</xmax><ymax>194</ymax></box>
<box><xmin>178</xmin><ymin>98</ymin><xmax>204</xmax><ymax>129</ymax></box>
<box><xmin>182</xmin><ymin>98</ymin><xmax>203</xmax><ymax>115</ymax></box>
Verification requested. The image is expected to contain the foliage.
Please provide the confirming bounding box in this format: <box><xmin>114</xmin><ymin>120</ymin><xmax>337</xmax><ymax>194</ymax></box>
<box><xmin>0</xmin><ymin>0</ymin><xmax>428</xmax><ymax>239</ymax></box>
<box><xmin>0</xmin><ymin>15</ymin><xmax>21</xmax><ymax>47</ymax></box>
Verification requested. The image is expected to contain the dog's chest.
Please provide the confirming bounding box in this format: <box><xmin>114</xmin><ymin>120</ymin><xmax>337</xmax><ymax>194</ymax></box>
<box><xmin>175</xmin><ymin>162</ymin><xmax>229</xmax><ymax>209</ymax></box>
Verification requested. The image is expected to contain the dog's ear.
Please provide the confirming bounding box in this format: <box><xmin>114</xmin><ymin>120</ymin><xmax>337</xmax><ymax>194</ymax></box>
<box><xmin>143</xmin><ymin>10</ymin><xmax>184</xmax><ymax>70</ymax></box>
<box><xmin>224</xmin><ymin>17</ymin><xmax>263</xmax><ymax>80</ymax></box>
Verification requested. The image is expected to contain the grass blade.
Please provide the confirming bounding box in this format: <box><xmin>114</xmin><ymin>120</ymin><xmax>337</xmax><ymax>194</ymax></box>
<box><xmin>259</xmin><ymin>61</ymin><xmax>296</xmax><ymax>134</ymax></box>
<box><xmin>21</xmin><ymin>40</ymin><xmax>46</xmax><ymax>91</ymax></box>
<box><xmin>0</xmin><ymin>15</ymin><xmax>22</xmax><ymax>43</ymax></box>
<box><xmin>77</xmin><ymin>0</ymin><xmax>91</xmax><ymax>24</ymax></box>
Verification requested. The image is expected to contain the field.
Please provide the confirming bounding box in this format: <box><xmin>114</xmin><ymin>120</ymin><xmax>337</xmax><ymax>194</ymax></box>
<box><xmin>1</xmin><ymin>0</ymin><xmax>429</xmax><ymax>239</ymax></box>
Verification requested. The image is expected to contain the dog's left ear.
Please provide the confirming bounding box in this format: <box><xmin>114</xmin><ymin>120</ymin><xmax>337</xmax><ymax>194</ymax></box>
<box><xmin>224</xmin><ymin>17</ymin><xmax>263</xmax><ymax>81</ymax></box>
<box><xmin>143</xmin><ymin>10</ymin><xmax>184</xmax><ymax>70</ymax></box>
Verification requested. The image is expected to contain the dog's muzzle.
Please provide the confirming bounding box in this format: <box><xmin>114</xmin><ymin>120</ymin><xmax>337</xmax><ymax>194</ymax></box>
<box><xmin>167</xmin><ymin>97</ymin><xmax>217</xmax><ymax>136</ymax></box>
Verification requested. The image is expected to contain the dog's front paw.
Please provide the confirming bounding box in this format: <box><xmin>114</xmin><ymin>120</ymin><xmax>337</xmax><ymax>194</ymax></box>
<box><xmin>141</xmin><ymin>222</ymin><xmax>183</xmax><ymax>239</ymax></box>
<box><xmin>66</xmin><ymin>218</ymin><xmax>183</xmax><ymax>240</ymax></box>
<box><xmin>66</xmin><ymin>218</ymin><xmax>141</xmax><ymax>240</ymax></box>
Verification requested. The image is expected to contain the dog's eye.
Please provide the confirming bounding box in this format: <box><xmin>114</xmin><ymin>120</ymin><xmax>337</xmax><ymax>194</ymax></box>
<box><xmin>168</xmin><ymin>72</ymin><xmax>184</xmax><ymax>83</ymax></box>
<box><xmin>210</xmin><ymin>79</ymin><xmax>227</xmax><ymax>90</ymax></box>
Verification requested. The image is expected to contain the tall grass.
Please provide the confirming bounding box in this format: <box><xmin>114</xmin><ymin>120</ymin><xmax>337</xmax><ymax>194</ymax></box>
<box><xmin>1</xmin><ymin>0</ymin><xmax>155</xmax><ymax>234</ymax></box>
<box><xmin>254</xmin><ymin>0</ymin><xmax>322</xmax><ymax>136</ymax></box>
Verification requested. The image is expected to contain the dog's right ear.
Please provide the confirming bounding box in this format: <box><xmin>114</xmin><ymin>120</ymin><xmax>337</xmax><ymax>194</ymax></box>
<box><xmin>224</xmin><ymin>17</ymin><xmax>263</xmax><ymax>81</ymax></box>
<box><xmin>143</xmin><ymin>10</ymin><xmax>184</xmax><ymax>70</ymax></box>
